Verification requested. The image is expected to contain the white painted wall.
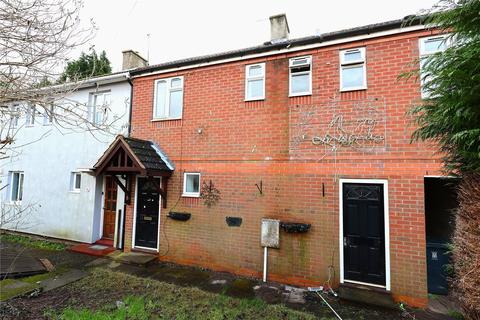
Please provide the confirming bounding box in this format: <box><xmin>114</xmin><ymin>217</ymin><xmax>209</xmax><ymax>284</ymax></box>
<box><xmin>0</xmin><ymin>79</ymin><xmax>131</xmax><ymax>243</ymax></box>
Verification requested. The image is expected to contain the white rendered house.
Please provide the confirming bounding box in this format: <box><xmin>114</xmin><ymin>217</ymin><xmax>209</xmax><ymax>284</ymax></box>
<box><xmin>0</xmin><ymin>51</ymin><xmax>147</xmax><ymax>246</ymax></box>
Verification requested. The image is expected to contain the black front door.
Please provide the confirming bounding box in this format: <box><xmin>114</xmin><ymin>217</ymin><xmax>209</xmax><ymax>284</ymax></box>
<box><xmin>135</xmin><ymin>177</ymin><xmax>160</xmax><ymax>249</ymax></box>
<box><xmin>343</xmin><ymin>183</ymin><xmax>386</xmax><ymax>286</ymax></box>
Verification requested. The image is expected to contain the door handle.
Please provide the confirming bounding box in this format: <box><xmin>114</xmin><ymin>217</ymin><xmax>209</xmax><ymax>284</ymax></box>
<box><xmin>344</xmin><ymin>237</ymin><xmax>347</xmax><ymax>247</ymax></box>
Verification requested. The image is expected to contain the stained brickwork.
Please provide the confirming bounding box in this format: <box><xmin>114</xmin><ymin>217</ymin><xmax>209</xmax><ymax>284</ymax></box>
<box><xmin>124</xmin><ymin>29</ymin><xmax>443</xmax><ymax>307</ymax></box>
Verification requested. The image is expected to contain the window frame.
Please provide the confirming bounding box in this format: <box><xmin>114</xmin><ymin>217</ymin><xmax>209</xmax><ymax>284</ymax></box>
<box><xmin>43</xmin><ymin>105</ymin><xmax>54</xmax><ymax>126</ymax></box>
<box><xmin>339</xmin><ymin>47</ymin><xmax>367</xmax><ymax>92</ymax></box>
<box><xmin>182</xmin><ymin>172</ymin><xmax>201</xmax><ymax>197</ymax></box>
<box><xmin>10</xmin><ymin>104</ymin><xmax>19</xmax><ymax>129</ymax></box>
<box><xmin>245</xmin><ymin>63</ymin><xmax>266</xmax><ymax>101</ymax></box>
<box><xmin>9</xmin><ymin>171</ymin><xmax>24</xmax><ymax>203</ymax></box>
<box><xmin>26</xmin><ymin>105</ymin><xmax>35</xmax><ymax>127</ymax></box>
<box><xmin>419</xmin><ymin>34</ymin><xmax>450</xmax><ymax>98</ymax></box>
<box><xmin>90</xmin><ymin>91</ymin><xmax>111</xmax><ymax>125</ymax></box>
<box><xmin>153</xmin><ymin>76</ymin><xmax>184</xmax><ymax>121</ymax></box>
<box><xmin>289</xmin><ymin>56</ymin><xmax>312</xmax><ymax>97</ymax></box>
<box><xmin>70</xmin><ymin>172</ymin><xmax>82</xmax><ymax>193</ymax></box>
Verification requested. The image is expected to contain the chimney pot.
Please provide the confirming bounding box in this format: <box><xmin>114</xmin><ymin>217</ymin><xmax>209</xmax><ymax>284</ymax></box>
<box><xmin>269</xmin><ymin>14</ymin><xmax>290</xmax><ymax>43</ymax></box>
<box><xmin>122</xmin><ymin>50</ymin><xmax>148</xmax><ymax>70</ymax></box>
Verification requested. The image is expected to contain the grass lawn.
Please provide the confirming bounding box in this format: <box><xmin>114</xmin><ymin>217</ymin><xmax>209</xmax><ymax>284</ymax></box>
<box><xmin>0</xmin><ymin>234</ymin><xmax>67</xmax><ymax>251</ymax></box>
<box><xmin>49</xmin><ymin>268</ymin><xmax>318</xmax><ymax>320</ymax></box>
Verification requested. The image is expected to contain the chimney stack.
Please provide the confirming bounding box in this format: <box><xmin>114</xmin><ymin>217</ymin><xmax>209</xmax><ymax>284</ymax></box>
<box><xmin>269</xmin><ymin>14</ymin><xmax>290</xmax><ymax>43</ymax></box>
<box><xmin>122</xmin><ymin>50</ymin><xmax>148</xmax><ymax>70</ymax></box>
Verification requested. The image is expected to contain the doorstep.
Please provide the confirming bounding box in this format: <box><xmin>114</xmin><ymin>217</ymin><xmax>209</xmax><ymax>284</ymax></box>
<box><xmin>338</xmin><ymin>282</ymin><xmax>396</xmax><ymax>309</ymax></box>
<box><xmin>107</xmin><ymin>251</ymin><xmax>157</xmax><ymax>267</ymax></box>
<box><xmin>69</xmin><ymin>243</ymin><xmax>116</xmax><ymax>257</ymax></box>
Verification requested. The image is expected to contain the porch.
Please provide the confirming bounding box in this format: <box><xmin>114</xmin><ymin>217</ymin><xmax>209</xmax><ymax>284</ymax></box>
<box><xmin>91</xmin><ymin>135</ymin><xmax>174</xmax><ymax>252</ymax></box>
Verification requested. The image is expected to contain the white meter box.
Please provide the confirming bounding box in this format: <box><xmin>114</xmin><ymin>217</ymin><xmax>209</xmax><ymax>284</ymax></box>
<box><xmin>261</xmin><ymin>219</ymin><xmax>280</xmax><ymax>248</ymax></box>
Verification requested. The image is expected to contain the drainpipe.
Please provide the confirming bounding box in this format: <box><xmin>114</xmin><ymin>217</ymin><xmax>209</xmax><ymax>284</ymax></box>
<box><xmin>126</xmin><ymin>74</ymin><xmax>133</xmax><ymax>137</ymax></box>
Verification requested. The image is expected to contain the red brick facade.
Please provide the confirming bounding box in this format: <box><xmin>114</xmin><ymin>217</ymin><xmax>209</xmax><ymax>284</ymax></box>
<box><xmin>124</xmin><ymin>28</ymin><xmax>444</xmax><ymax>307</ymax></box>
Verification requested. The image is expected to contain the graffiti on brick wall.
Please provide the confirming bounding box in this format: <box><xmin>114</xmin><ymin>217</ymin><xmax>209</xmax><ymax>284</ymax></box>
<box><xmin>311</xmin><ymin>114</ymin><xmax>385</xmax><ymax>147</ymax></box>
<box><xmin>290</xmin><ymin>97</ymin><xmax>387</xmax><ymax>157</ymax></box>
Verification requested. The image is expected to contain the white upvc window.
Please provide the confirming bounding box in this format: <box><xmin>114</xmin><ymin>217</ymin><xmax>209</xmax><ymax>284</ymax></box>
<box><xmin>26</xmin><ymin>105</ymin><xmax>35</xmax><ymax>127</ymax></box>
<box><xmin>90</xmin><ymin>91</ymin><xmax>111</xmax><ymax>125</ymax></box>
<box><xmin>43</xmin><ymin>105</ymin><xmax>54</xmax><ymax>125</ymax></box>
<box><xmin>419</xmin><ymin>35</ymin><xmax>450</xmax><ymax>98</ymax></box>
<box><xmin>182</xmin><ymin>172</ymin><xmax>200</xmax><ymax>197</ymax></box>
<box><xmin>153</xmin><ymin>76</ymin><xmax>184</xmax><ymax>120</ymax></box>
<box><xmin>289</xmin><ymin>56</ymin><xmax>312</xmax><ymax>96</ymax></box>
<box><xmin>9</xmin><ymin>171</ymin><xmax>24</xmax><ymax>203</ymax></box>
<box><xmin>70</xmin><ymin>172</ymin><xmax>82</xmax><ymax>192</ymax></box>
<box><xmin>340</xmin><ymin>47</ymin><xmax>367</xmax><ymax>91</ymax></box>
<box><xmin>245</xmin><ymin>63</ymin><xmax>265</xmax><ymax>101</ymax></box>
<box><xmin>10</xmin><ymin>105</ymin><xmax>19</xmax><ymax>129</ymax></box>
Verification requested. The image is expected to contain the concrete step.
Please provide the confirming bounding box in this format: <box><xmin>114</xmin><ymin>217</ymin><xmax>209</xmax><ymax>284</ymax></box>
<box><xmin>338</xmin><ymin>282</ymin><xmax>397</xmax><ymax>309</ymax></box>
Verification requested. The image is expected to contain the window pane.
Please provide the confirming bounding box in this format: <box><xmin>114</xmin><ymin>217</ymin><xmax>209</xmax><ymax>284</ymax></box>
<box><xmin>342</xmin><ymin>65</ymin><xmax>364</xmax><ymax>88</ymax></box>
<box><xmin>291</xmin><ymin>58</ymin><xmax>308</xmax><ymax>66</ymax></box>
<box><xmin>11</xmin><ymin>173</ymin><xmax>19</xmax><ymax>201</ymax></box>
<box><xmin>247</xmin><ymin>79</ymin><xmax>264</xmax><ymax>99</ymax></box>
<box><xmin>344</xmin><ymin>50</ymin><xmax>362</xmax><ymax>62</ymax></box>
<box><xmin>248</xmin><ymin>65</ymin><xmax>262</xmax><ymax>77</ymax></box>
<box><xmin>155</xmin><ymin>81</ymin><xmax>167</xmax><ymax>118</ymax></box>
<box><xmin>169</xmin><ymin>90</ymin><xmax>183</xmax><ymax>118</ymax></box>
<box><xmin>18</xmin><ymin>174</ymin><xmax>23</xmax><ymax>201</ymax></box>
<box><xmin>171</xmin><ymin>78</ymin><xmax>182</xmax><ymax>88</ymax></box>
<box><xmin>424</xmin><ymin>38</ymin><xmax>446</xmax><ymax>53</ymax></box>
<box><xmin>75</xmin><ymin>173</ymin><xmax>81</xmax><ymax>189</ymax></box>
<box><xmin>291</xmin><ymin>73</ymin><xmax>310</xmax><ymax>94</ymax></box>
<box><xmin>186</xmin><ymin>174</ymin><xmax>199</xmax><ymax>193</ymax></box>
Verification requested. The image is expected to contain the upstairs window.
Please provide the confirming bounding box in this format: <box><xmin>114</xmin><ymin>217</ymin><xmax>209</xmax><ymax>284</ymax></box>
<box><xmin>9</xmin><ymin>171</ymin><xmax>24</xmax><ymax>202</ymax></box>
<box><xmin>245</xmin><ymin>63</ymin><xmax>265</xmax><ymax>101</ymax></box>
<box><xmin>10</xmin><ymin>105</ymin><xmax>19</xmax><ymax>129</ymax></box>
<box><xmin>26</xmin><ymin>105</ymin><xmax>35</xmax><ymax>126</ymax></box>
<box><xmin>289</xmin><ymin>56</ymin><xmax>312</xmax><ymax>96</ymax></box>
<box><xmin>70</xmin><ymin>172</ymin><xmax>81</xmax><ymax>192</ymax></box>
<box><xmin>43</xmin><ymin>105</ymin><xmax>54</xmax><ymax>125</ymax></box>
<box><xmin>340</xmin><ymin>47</ymin><xmax>366</xmax><ymax>91</ymax></box>
<box><xmin>90</xmin><ymin>91</ymin><xmax>111</xmax><ymax>125</ymax></box>
<box><xmin>154</xmin><ymin>76</ymin><xmax>184</xmax><ymax>120</ymax></box>
<box><xmin>419</xmin><ymin>35</ymin><xmax>450</xmax><ymax>98</ymax></box>
<box><xmin>183</xmin><ymin>172</ymin><xmax>200</xmax><ymax>197</ymax></box>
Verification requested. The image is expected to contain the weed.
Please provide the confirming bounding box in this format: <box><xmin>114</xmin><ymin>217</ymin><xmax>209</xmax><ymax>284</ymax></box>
<box><xmin>0</xmin><ymin>234</ymin><xmax>66</xmax><ymax>251</ymax></box>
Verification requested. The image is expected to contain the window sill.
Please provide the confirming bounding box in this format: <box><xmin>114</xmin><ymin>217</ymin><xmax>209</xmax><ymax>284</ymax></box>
<box><xmin>340</xmin><ymin>86</ymin><xmax>367</xmax><ymax>92</ymax></box>
<box><xmin>69</xmin><ymin>190</ymin><xmax>81</xmax><ymax>194</ymax></box>
<box><xmin>244</xmin><ymin>97</ymin><xmax>265</xmax><ymax>102</ymax></box>
<box><xmin>151</xmin><ymin>117</ymin><xmax>182</xmax><ymax>122</ymax></box>
<box><xmin>289</xmin><ymin>92</ymin><xmax>312</xmax><ymax>98</ymax></box>
<box><xmin>182</xmin><ymin>193</ymin><xmax>200</xmax><ymax>198</ymax></box>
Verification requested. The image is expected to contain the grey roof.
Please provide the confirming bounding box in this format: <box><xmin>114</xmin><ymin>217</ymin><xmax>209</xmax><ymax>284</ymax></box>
<box><xmin>124</xmin><ymin>137</ymin><xmax>172</xmax><ymax>172</ymax></box>
<box><xmin>130</xmin><ymin>15</ymin><xmax>425</xmax><ymax>76</ymax></box>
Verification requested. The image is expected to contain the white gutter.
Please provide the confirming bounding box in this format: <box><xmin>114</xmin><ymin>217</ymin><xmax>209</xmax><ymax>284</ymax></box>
<box><xmin>132</xmin><ymin>25</ymin><xmax>428</xmax><ymax>79</ymax></box>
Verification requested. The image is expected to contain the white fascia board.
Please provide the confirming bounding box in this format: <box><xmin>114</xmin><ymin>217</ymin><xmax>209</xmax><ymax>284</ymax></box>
<box><xmin>151</xmin><ymin>143</ymin><xmax>175</xmax><ymax>170</ymax></box>
<box><xmin>132</xmin><ymin>25</ymin><xmax>427</xmax><ymax>79</ymax></box>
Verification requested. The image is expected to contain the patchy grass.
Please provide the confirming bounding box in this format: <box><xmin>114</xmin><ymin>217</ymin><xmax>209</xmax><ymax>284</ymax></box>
<box><xmin>57</xmin><ymin>268</ymin><xmax>316</xmax><ymax>320</ymax></box>
<box><xmin>0</xmin><ymin>234</ymin><xmax>66</xmax><ymax>251</ymax></box>
<box><xmin>0</xmin><ymin>278</ymin><xmax>38</xmax><ymax>301</ymax></box>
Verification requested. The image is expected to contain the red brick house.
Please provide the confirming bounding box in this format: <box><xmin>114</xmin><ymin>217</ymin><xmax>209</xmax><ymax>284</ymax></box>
<box><xmin>93</xmin><ymin>15</ymin><xmax>457</xmax><ymax>307</ymax></box>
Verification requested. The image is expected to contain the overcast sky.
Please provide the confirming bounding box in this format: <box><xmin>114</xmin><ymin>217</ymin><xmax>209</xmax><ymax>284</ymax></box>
<box><xmin>75</xmin><ymin>0</ymin><xmax>439</xmax><ymax>72</ymax></box>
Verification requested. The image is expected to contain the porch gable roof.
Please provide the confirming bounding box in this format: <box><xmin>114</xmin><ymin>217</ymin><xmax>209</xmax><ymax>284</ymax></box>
<box><xmin>93</xmin><ymin>135</ymin><xmax>173</xmax><ymax>176</ymax></box>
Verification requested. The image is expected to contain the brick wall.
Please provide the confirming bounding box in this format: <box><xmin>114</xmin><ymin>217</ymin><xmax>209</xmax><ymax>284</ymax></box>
<box><xmin>125</xmin><ymin>28</ymin><xmax>444</xmax><ymax>307</ymax></box>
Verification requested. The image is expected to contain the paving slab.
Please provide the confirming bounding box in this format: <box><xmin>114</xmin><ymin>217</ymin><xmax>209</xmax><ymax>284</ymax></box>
<box><xmin>108</xmin><ymin>251</ymin><xmax>157</xmax><ymax>267</ymax></box>
<box><xmin>0</xmin><ymin>279</ymin><xmax>38</xmax><ymax>301</ymax></box>
<box><xmin>38</xmin><ymin>269</ymin><xmax>87</xmax><ymax>292</ymax></box>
